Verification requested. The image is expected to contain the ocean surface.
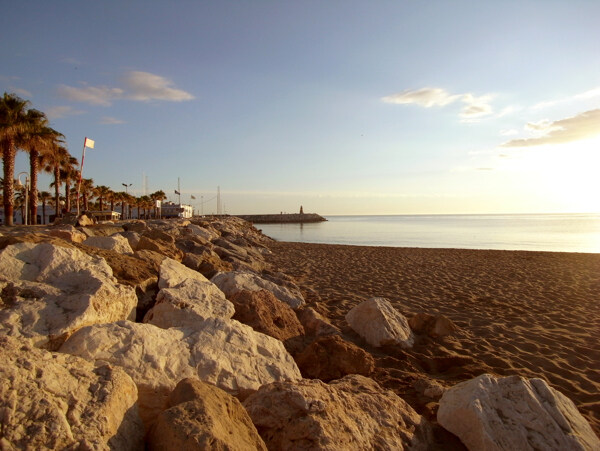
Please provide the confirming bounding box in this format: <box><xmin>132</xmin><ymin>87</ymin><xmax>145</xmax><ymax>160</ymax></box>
<box><xmin>257</xmin><ymin>214</ymin><xmax>600</xmax><ymax>253</ymax></box>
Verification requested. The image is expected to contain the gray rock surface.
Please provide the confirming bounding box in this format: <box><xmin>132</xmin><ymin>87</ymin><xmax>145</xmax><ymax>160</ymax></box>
<box><xmin>345</xmin><ymin>297</ymin><xmax>414</xmax><ymax>348</ymax></box>
<box><xmin>437</xmin><ymin>373</ymin><xmax>600</xmax><ymax>451</ymax></box>
<box><xmin>0</xmin><ymin>335</ymin><xmax>143</xmax><ymax>450</ymax></box>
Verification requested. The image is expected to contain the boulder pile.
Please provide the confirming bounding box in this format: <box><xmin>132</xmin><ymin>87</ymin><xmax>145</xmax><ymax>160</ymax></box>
<box><xmin>0</xmin><ymin>216</ymin><xmax>597</xmax><ymax>450</ymax></box>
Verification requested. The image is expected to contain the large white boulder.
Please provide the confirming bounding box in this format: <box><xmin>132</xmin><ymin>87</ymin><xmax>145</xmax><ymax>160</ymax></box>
<box><xmin>144</xmin><ymin>278</ymin><xmax>234</xmax><ymax>328</ymax></box>
<box><xmin>0</xmin><ymin>242</ymin><xmax>137</xmax><ymax>349</ymax></box>
<box><xmin>185</xmin><ymin>223</ymin><xmax>220</xmax><ymax>241</ymax></box>
<box><xmin>345</xmin><ymin>297</ymin><xmax>414</xmax><ymax>348</ymax></box>
<box><xmin>243</xmin><ymin>374</ymin><xmax>433</xmax><ymax>450</ymax></box>
<box><xmin>144</xmin><ymin>258</ymin><xmax>233</xmax><ymax>328</ymax></box>
<box><xmin>60</xmin><ymin>319</ymin><xmax>302</xmax><ymax>430</ymax></box>
<box><xmin>211</xmin><ymin>271</ymin><xmax>305</xmax><ymax>309</ymax></box>
<box><xmin>0</xmin><ymin>335</ymin><xmax>143</xmax><ymax>450</ymax></box>
<box><xmin>83</xmin><ymin>234</ymin><xmax>134</xmax><ymax>254</ymax></box>
<box><xmin>437</xmin><ymin>374</ymin><xmax>600</xmax><ymax>451</ymax></box>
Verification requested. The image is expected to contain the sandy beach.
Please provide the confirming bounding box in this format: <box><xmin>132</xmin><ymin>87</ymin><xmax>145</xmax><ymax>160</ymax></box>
<box><xmin>267</xmin><ymin>242</ymin><xmax>600</xmax><ymax>436</ymax></box>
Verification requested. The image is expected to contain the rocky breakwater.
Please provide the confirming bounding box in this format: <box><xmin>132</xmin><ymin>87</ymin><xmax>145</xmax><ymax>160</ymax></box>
<box><xmin>0</xmin><ymin>216</ymin><xmax>598</xmax><ymax>450</ymax></box>
<box><xmin>237</xmin><ymin>213</ymin><xmax>327</xmax><ymax>224</ymax></box>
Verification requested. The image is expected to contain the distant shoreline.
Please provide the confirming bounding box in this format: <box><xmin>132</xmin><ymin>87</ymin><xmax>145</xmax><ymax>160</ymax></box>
<box><xmin>237</xmin><ymin>213</ymin><xmax>327</xmax><ymax>224</ymax></box>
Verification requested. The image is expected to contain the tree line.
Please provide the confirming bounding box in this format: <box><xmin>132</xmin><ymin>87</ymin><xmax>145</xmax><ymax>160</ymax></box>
<box><xmin>1</xmin><ymin>92</ymin><xmax>167</xmax><ymax>226</ymax></box>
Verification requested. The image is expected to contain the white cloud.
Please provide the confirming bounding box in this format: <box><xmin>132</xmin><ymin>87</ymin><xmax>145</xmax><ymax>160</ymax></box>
<box><xmin>100</xmin><ymin>116</ymin><xmax>125</xmax><ymax>125</ymax></box>
<box><xmin>58</xmin><ymin>84</ymin><xmax>123</xmax><ymax>106</ymax></box>
<box><xmin>502</xmin><ymin>109</ymin><xmax>600</xmax><ymax>148</ymax></box>
<box><xmin>9</xmin><ymin>87</ymin><xmax>33</xmax><ymax>98</ymax></box>
<box><xmin>57</xmin><ymin>71</ymin><xmax>194</xmax><ymax>106</ymax></box>
<box><xmin>46</xmin><ymin>105</ymin><xmax>85</xmax><ymax>119</ymax></box>
<box><xmin>122</xmin><ymin>71</ymin><xmax>194</xmax><ymax>102</ymax></box>
<box><xmin>382</xmin><ymin>87</ymin><xmax>495</xmax><ymax>122</ymax></box>
<box><xmin>531</xmin><ymin>86</ymin><xmax>600</xmax><ymax>110</ymax></box>
<box><xmin>497</xmin><ymin>105</ymin><xmax>521</xmax><ymax>117</ymax></box>
<box><xmin>460</xmin><ymin>94</ymin><xmax>493</xmax><ymax>121</ymax></box>
<box><xmin>381</xmin><ymin>88</ymin><xmax>460</xmax><ymax>107</ymax></box>
<box><xmin>500</xmin><ymin>129</ymin><xmax>519</xmax><ymax>136</ymax></box>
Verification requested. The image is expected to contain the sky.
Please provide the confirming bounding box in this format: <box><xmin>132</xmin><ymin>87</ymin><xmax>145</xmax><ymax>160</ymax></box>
<box><xmin>2</xmin><ymin>0</ymin><xmax>599</xmax><ymax>215</ymax></box>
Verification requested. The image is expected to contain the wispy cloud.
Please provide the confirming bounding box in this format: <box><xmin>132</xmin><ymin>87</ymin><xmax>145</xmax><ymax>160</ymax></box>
<box><xmin>499</xmin><ymin>129</ymin><xmax>519</xmax><ymax>136</ymax></box>
<box><xmin>58</xmin><ymin>84</ymin><xmax>123</xmax><ymax>106</ymax></box>
<box><xmin>382</xmin><ymin>87</ymin><xmax>493</xmax><ymax>122</ymax></box>
<box><xmin>100</xmin><ymin>116</ymin><xmax>125</xmax><ymax>125</ymax></box>
<box><xmin>57</xmin><ymin>71</ymin><xmax>194</xmax><ymax>106</ymax></box>
<box><xmin>46</xmin><ymin>105</ymin><xmax>85</xmax><ymax>119</ymax></box>
<box><xmin>460</xmin><ymin>94</ymin><xmax>493</xmax><ymax>121</ymax></box>
<box><xmin>502</xmin><ymin>109</ymin><xmax>600</xmax><ymax>148</ymax></box>
<box><xmin>122</xmin><ymin>71</ymin><xmax>194</xmax><ymax>102</ymax></box>
<box><xmin>381</xmin><ymin>88</ymin><xmax>460</xmax><ymax>107</ymax></box>
<box><xmin>9</xmin><ymin>87</ymin><xmax>33</xmax><ymax>98</ymax></box>
<box><xmin>531</xmin><ymin>86</ymin><xmax>600</xmax><ymax>110</ymax></box>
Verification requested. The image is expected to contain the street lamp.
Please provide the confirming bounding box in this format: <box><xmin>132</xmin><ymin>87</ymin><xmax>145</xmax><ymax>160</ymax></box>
<box><xmin>122</xmin><ymin>183</ymin><xmax>132</xmax><ymax>219</ymax></box>
<box><xmin>17</xmin><ymin>172</ymin><xmax>30</xmax><ymax>225</ymax></box>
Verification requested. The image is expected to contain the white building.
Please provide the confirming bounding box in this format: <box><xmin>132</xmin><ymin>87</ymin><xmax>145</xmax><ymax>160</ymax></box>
<box><xmin>160</xmin><ymin>202</ymin><xmax>193</xmax><ymax>219</ymax></box>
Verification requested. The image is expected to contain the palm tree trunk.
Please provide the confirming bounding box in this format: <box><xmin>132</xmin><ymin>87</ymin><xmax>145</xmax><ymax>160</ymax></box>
<box><xmin>54</xmin><ymin>167</ymin><xmax>61</xmax><ymax>218</ymax></box>
<box><xmin>42</xmin><ymin>200</ymin><xmax>46</xmax><ymax>224</ymax></box>
<box><xmin>2</xmin><ymin>140</ymin><xmax>16</xmax><ymax>226</ymax></box>
<box><xmin>29</xmin><ymin>149</ymin><xmax>39</xmax><ymax>225</ymax></box>
<box><xmin>64</xmin><ymin>181</ymin><xmax>70</xmax><ymax>213</ymax></box>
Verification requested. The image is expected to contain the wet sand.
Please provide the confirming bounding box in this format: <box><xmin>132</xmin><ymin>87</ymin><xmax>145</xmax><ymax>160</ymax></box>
<box><xmin>267</xmin><ymin>242</ymin><xmax>600</xmax><ymax>435</ymax></box>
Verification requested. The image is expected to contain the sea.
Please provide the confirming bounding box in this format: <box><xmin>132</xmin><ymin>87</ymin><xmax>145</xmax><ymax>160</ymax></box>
<box><xmin>256</xmin><ymin>213</ymin><xmax>600</xmax><ymax>253</ymax></box>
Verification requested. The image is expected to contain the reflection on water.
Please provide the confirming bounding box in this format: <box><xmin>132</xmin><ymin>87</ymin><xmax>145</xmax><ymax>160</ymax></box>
<box><xmin>257</xmin><ymin>214</ymin><xmax>600</xmax><ymax>253</ymax></box>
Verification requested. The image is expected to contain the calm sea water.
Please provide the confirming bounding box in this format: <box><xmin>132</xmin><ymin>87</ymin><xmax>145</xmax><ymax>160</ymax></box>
<box><xmin>257</xmin><ymin>214</ymin><xmax>600</xmax><ymax>253</ymax></box>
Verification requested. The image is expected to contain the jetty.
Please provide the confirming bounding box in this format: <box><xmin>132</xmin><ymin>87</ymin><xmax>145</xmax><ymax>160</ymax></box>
<box><xmin>237</xmin><ymin>213</ymin><xmax>327</xmax><ymax>224</ymax></box>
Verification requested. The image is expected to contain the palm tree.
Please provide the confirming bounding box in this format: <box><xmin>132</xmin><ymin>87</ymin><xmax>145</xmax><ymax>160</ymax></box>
<box><xmin>112</xmin><ymin>191</ymin><xmax>124</xmax><ymax>218</ymax></box>
<box><xmin>21</xmin><ymin>109</ymin><xmax>62</xmax><ymax>225</ymax></box>
<box><xmin>79</xmin><ymin>178</ymin><xmax>94</xmax><ymax>211</ymax></box>
<box><xmin>14</xmin><ymin>180</ymin><xmax>27</xmax><ymax>225</ymax></box>
<box><xmin>150</xmin><ymin>190</ymin><xmax>166</xmax><ymax>218</ymax></box>
<box><xmin>93</xmin><ymin>185</ymin><xmax>111</xmax><ymax>212</ymax></box>
<box><xmin>1</xmin><ymin>93</ymin><xmax>30</xmax><ymax>226</ymax></box>
<box><xmin>39</xmin><ymin>190</ymin><xmax>52</xmax><ymax>224</ymax></box>
<box><xmin>43</xmin><ymin>144</ymin><xmax>73</xmax><ymax>217</ymax></box>
<box><xmin>59</xmin><ymin>158</ymin><xmax>79</xmax><ymax>213</ymax></box>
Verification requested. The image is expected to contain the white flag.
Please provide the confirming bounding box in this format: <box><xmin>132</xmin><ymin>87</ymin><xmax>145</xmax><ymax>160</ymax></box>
<box><xmin>84</xmin><ymin>137</ymin><xmax>95</xmax><ymax>149</ymax></box>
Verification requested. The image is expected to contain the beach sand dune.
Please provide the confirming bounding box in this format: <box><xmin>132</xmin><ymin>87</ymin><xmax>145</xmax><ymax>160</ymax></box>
<box><xmin>267</xmin><ymin>242</ymin><xmax>600</xmax><ymax>437</ymax></box>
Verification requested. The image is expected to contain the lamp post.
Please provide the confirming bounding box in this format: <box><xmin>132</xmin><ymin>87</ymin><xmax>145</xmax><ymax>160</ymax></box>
<box><xmin>122</xmin><ymin>183</ymin><xmax>131</xmax><ymax>219</ymax></box>
<box><xmin>17</xmin><ymin>172</ymin><xmax>29</xmax><ymax>225</ymax></box>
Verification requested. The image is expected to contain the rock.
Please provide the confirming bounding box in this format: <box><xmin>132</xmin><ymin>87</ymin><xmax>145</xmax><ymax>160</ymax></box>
<box><xmin>409</xmin><ymin>312</ymin><xmax>458</xmax><ymax>337</ymax></box>
<box><xmin>136</xmin><ymin>235</ymin><xmax>183</xmax><ymax>261</ymax></box>
<box><xmin>230</xmin><ymin>289</ymin><xmax>304</xmax><ymax>342</ymax></box>
<box><xmin>0</xmin><ymin>335</ymin><xmax>143</xmax><ymax>450</ymax></box>
<box><xmin>120</xmin><ymin>230</ymin><xmax>141</xmax><ymax>249</ymax></box>
<box><xmin>76</xmin><ymin>214</ymin><xmax>94</xmax><ymax>226</ymax></box>
<box><xmin>185</xmin><ymin>223</ymin><xmax>220</xmax><ymax>241</ymax></box>
<box><xmin>46</xmin><ymin>225</ymin><xmax>87</xmax><ymax>243</ymax></box>
<box><xmin>296</xmin><ymin>306</ymin><xmax>341</xmax><ymax>337</ymax></box>
<box><xmin>83</xmin><ymin>234</ymin><xmax>134</xmax><ymax>254</ymax></box>
<box><xmin>134</xmin><ymin>249</ymin><xmax>168</xmax><ymax>272</ymax></box>
<box><xmin>158</xmin><ymin>257</ymin><xmax>217</xmax><ymax>290</ymax></box>
<box><xmin>0</xmin><ymin>242</ymin><xmax>137</xmax><ymax>349</ymax></box>
<box><xmin>413</xmin><ymin>377</ymin><xmax>446</xmax><ymax>399</ymax></box>
<box><xmin>80</xmin><ymin>224</ymin><xmax>125</xmax><ymax>237</ymax></box>
<box><xmin>345</xmin><ymin>297</ymin><xmax>415</xmax><ymax>348</ymax></box>
<box><xmin>211</xmin><ymin>271</ymin><xmax>305</xmax><ymax>309</ymax></box>
<box><xmin>123</xmin><ymin>220</ymin><xmax>149</xmax><ymax>234</ymax></box>
<box><xmin>437</xmin><ymin>374</ymin><xmax>600</xmax><ymax>451</ymax></box>
<box><xmin>243</xmin><ymin>374</ymin><xmax>433</xmax><ymax>450</ymax></box>
<box><xmin>294</xmin><ymin>334</ymin><xmax>375</xmax><ymax>382</ymax></box>
<box><xmin>60</xmin><ymin>319</ymin><xmax>302</xmax><ymax>430</ymax></box>
<box><xmin>147</xmin><ymin>378</ymin><xmax>267</xmax><ymax>451</ymax></box>
<box><xmin>142</xmin><ymin>228</ymin><xmax>176</xmax><ymax>245</ymax></box>
<box><xmin>145</xmin><ymin>278</ymin><xmax>234</xmax><ymax>329</ymax></box>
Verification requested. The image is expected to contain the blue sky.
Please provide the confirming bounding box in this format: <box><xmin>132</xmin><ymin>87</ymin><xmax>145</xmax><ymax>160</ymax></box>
<box><xmin>2</xmin><ymin>1</ymin><xmax>599</xmax><ymax>214</ymax></box>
